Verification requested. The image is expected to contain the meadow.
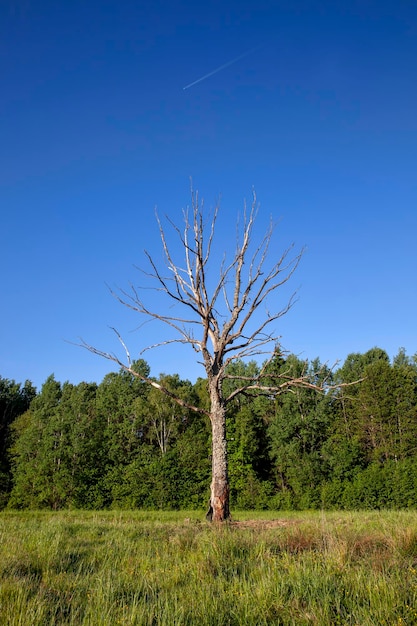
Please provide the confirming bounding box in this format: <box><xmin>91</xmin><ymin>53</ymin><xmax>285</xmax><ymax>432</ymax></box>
<box><xmin>1</xmin><ymin>509</ymin><xmax>417</xmax><ymax>625</ymax></box>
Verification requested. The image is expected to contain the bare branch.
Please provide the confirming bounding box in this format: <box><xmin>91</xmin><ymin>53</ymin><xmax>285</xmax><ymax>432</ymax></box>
<box><xmin>223</xmin><ymin>368</ymin><xmax>363</xmax><ymax>404</ymax></box>
<box><xmin>76</xmin><ymin>337</ymin><xmax>209</xmax><ymax>416</ymax></box>
<box><xmin>82</xmin><ymin>188</ymin><xmax>310</xmax><ymax>399</ymax></box>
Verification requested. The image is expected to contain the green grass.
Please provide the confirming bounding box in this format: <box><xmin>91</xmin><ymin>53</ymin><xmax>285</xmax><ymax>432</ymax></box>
<box><xmin>1</xmin><ymin>509</ymin><xmax>417</xmax><ymax>625</ymax></box>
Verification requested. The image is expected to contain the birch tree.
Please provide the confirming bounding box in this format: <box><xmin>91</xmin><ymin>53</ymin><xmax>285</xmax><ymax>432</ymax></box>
<box><xmin>81</xmin><ymin>190</ymin><xmax>331</xmax><ymax>521</ymax></box>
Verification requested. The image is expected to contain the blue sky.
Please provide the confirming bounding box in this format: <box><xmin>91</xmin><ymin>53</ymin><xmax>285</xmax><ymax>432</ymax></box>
<box><xmin>1</xmin><ymin>0</ymin><xmax>416</xmax><ymax>390</ymax></box>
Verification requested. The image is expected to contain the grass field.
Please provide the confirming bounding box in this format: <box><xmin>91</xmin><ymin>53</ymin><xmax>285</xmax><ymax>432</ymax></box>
<box><xmin>1</xmin><ymin>509</ymin><xmax>417</xmax><ymax>625</ymax></box>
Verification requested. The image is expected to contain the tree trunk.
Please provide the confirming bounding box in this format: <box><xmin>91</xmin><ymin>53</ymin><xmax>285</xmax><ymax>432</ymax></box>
<box><xmin>207</xmin><ymin>380</ymin><xmax>230</xmax><ymax>521</ymax></box>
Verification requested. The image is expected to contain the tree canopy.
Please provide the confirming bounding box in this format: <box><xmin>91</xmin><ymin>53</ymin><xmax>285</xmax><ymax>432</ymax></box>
<box><xmin>2</xmin><ymin>346</ymin><xmax>417</xmax><ymax>512</ymax></box>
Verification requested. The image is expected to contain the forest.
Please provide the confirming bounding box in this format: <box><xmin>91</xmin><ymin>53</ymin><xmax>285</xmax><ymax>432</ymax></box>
<box><xmin>1</xmin><ymin>346</ymin><xmax>416</xmax><ymax>512</ymax></box>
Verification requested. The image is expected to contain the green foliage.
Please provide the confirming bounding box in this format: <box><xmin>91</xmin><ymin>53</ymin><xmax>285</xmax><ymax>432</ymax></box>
<box><xmin>8</xmin><ymin>377</ymin><xmax>106</xmax><ymax>509</ymax></box>
<box><xmin>267</xmin><ymin>355</ymin><xmax>334</xmax><ymax>509</ymax></box>
<box><xmin>322</xmin><ymin>459</ymin><xmax>417</xmax><ymax>509</ymax></box>
<box><xmin>0</xmin><ymin>377</ymin><xmax>36</xmax><ymax>507</ymax></box>
<box><xmin>224</xmin><ymin>360</ymin><xmax>274</xmax><ymax>509</ymax></box>
<box><xmin>96</xmin><ymin>367</ymin><xmax>210</xmax><ymax>510</ymax></box>
<box><xmin>3</xmin><ymin>345</ymin><xmax>417</xmax><ymax>512</ymax></box>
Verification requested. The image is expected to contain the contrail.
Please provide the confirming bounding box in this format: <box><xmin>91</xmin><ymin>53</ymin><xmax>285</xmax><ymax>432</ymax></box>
<box><xmin>183</xmin><ymin>46</ymin><xmax>260</xmax><ymax>90</ymax></box>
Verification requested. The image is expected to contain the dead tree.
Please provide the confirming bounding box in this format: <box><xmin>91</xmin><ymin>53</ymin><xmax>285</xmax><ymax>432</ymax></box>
<box><xmin>80</xmin><ymin>190</ymin><xmax>332</xmax><ymax>521</ymax></box>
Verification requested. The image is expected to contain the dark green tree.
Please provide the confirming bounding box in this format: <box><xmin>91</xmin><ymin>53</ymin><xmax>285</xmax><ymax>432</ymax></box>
<box><xmin>328</xmin><ymin>348</ymin><xmax>391</xmax><ymax>462</ymax></box>
<box><xmin>222</xmin><ymin>360</ymin><xmax>273</xmax><ymax>508</ymax></box>
<box><xmin>9</xmin><ymin>375</ymin><xmax>62</xmax><ymax>508</ymax></box>
<box><xmin>57</xmin><ymin>381</ymin><xmax>105</xmax><ymax>508</ymax></box>
<box><xmin>9</xmin><ymin>377</ymin><xmax>104</xmax><ymax>509</ymax></box>
<box><xmin>267</xmin><ymin>355</ymin><xmax>334</xmax><ymax>508</ymax></box>
<box><xmin>95</xmin><ymin>361</ymin><xmax>152</xmax><ymax>506</ymax></box>
<box><xmin>96</xmin><ymin>367</ymin><xmax>210</xmax><ymax>510</ymax></box>
<box><xmin>321</xmin><ymin>347</ymin><xmax>417</xmax><ymax>509</ymax></box>
<box><xmin>0</xmin><ymin>377</ymin><xmax>36</xmax><ymax>507</ymax></box>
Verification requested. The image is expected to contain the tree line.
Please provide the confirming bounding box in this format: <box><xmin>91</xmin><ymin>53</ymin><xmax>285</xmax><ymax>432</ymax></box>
<box><xmin>1</xmin><ymin>346</ymin><xmax>416</xmax><ymax>512</ymax></box>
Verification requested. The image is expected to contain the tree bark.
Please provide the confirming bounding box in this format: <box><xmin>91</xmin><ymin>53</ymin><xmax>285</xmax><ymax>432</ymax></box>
<box><xmin>208</xmin><ymin>379</ymin><xmax>230</xmax><ymax>521</ymax></box>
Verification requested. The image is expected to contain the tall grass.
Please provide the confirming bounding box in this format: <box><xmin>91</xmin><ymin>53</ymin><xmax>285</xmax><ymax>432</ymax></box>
<box><xmin>1</xmin><ymin>510</ymin><xmax>417</xmax><ymax>625</ymax></box>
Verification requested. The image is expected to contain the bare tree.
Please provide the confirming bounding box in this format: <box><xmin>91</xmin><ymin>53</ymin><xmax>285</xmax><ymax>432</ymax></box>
<box><xmin>81</xmin><ymin>190</ymin><xmax>330</xmax><ymax>521</ymax></box>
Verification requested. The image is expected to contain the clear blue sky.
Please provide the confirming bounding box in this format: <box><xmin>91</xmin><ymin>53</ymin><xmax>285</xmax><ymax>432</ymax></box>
<box><xmin>1</xmin><ymin>0</ymin><xmax>416</xmax><ymax>390</ymax></box>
